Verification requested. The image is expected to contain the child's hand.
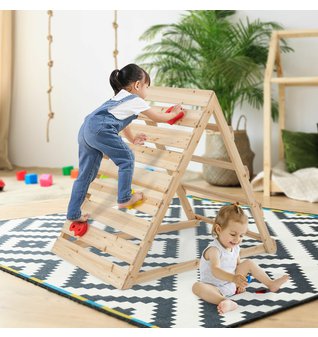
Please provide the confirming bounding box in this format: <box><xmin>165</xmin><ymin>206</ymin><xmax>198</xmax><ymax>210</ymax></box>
<box><xmin>236</xmin><ymin>286</ymin><xmax>246</xmax><ymax>294</ymax></box>
<box><xmin>133</xmin><ymin>133</ymin><xmax>147</xmax><ymax>145</ymax></box>
<box><xmin>170</xmin><ymin>104</ymin><xmax>186</xmax><ymax>117</ymax></box>
<box><xmin>233</xmin><ymin>274</ymin><xmax>248</xmax><ymax>288</ymax></box>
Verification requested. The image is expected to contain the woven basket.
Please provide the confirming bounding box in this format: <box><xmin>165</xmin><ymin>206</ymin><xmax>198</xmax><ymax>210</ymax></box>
<box><xmin>202</xmin><ymin>115</ymin><xmax>255</xmax><ymax>186</ymax></box>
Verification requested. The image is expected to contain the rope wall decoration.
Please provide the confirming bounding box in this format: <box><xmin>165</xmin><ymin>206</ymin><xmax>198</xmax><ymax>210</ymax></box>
<box><xmin>46</xmin><ymin>10</ymin><xmax>54</xmax><ymax>142</ymax></box>
<box><xmin>113</xmin><ymin>10</ymin><xmax>119</xmax><ymax>68</ymax></box>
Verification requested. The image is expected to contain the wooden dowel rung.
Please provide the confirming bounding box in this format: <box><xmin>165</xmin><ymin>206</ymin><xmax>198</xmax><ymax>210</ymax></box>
<box><xmin>245</xmin><ymin>230</ymin><xmax>262</xmax><ymax>241</ymax></box>
<box><xmin>194</xmin><ymin>214</ymin><xmax>215</xmax><ymax>225</ymax></box>
<box><xmin>134</xmin><ymin>259</ymin><xmax>199</xmax><ymax>285</ymax></box>
<box><xmin>182</xmin><ymin>183</ymin><xmax>248</xmax><ymax>205</ymax></box>
<box><xmin>158</xmin><ymin>220</ymin><xmax>199</xmax><ymax>233</ymax></box>
<box><xmin>191</xmin><ymin>155</ymin><xmax>235</xmax><ymax>170</ymax></box>
<box><xmin>240</xmin><ymin>243</ymin><xmax>266</xmax><ymax>258</ymax></box>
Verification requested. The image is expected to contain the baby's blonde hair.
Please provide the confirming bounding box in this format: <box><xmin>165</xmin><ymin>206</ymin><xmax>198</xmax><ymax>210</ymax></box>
<box><xmin>212</xmin><ymin>203</ymin><xmax>248</xmax><ymax>238</ymax></box>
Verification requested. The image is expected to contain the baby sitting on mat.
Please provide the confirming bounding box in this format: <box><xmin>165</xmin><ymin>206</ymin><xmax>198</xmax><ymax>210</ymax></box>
<box><xmin>192</xmin><ymin>203</ymin><xmax>289</xmax><ymax>314</ymax></box>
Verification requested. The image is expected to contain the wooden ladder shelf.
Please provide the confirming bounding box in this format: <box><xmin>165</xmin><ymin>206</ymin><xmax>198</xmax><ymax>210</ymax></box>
<box><xmin>263</xmin><ymin>29</ymin><xmax>318</xmax><ymax>196</ymax></box>
<box><xmin>52</xmin><ymin>86</ymin><xmax>276</xmax><ymax>289</ymax></box>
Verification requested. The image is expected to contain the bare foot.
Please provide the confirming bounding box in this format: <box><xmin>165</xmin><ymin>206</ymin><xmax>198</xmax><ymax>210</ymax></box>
<box><xmin>70</xmin><ymin>214</ymin><xmax>89</xmax><ymax>223</ymax></box>
<box><xmin>217</xmin><ymin>299</ymin><xmax>238</xmax><ymax>315</ymax></box>
<box><xmin>118</xmin><ymin>192</ymin><xmax>143</xmax><ymax>209</ymax></box>
<box><xmin>268</xmin><ymin>275</ymin><xmax>289</xmax><ymax>292</ymax></box>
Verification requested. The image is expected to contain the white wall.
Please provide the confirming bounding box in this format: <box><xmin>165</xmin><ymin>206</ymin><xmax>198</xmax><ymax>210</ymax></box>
<box><xmin>9</xmin><ymin>10</ymin><xmax>318</xmax><ymax>173</ymax></box>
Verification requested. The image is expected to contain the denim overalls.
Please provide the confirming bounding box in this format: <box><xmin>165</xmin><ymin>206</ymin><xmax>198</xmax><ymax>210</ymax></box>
<box><xmin>67</xmin><ymin>94</ymin><xmax>139</xmax><ymax>220</ymax></box>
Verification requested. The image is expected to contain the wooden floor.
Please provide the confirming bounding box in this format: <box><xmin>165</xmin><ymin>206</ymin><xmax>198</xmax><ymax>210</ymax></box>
<box><xmin>0</xmin><ymin>170</ymin><xmax>317</xmax><ymax>328</ymax></box>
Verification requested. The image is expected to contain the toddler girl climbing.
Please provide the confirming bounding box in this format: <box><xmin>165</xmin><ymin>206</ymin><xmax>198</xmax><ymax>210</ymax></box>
<box><xmin>192</xmin><ymin>203</ymin><xmax>289</xmax><ymax>315</ymax></box>
<box><xmin>67</xmin><ymin>63</ymin><xmax>185</xmax><ymax>222</ymax></box>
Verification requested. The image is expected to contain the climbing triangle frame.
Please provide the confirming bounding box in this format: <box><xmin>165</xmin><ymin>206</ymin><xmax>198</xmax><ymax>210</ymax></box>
<box><xmin>52</xmin><ymin>87</ymin><xmax>277</xmax><ymax>290</ymax></box>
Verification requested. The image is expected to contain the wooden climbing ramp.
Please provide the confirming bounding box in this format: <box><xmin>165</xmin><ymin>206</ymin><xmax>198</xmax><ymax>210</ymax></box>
<box><xmin>52</xmin><ymin>86</ymin><xmax>276</xmax><ymax>289</ymax></box>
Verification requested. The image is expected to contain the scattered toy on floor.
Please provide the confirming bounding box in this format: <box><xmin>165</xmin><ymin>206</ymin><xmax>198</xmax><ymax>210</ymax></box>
<box><xmin>25</xmin><ymin>173</ymin><xmax>38</xmax><ymax>184</ymax></box>
<box><xmin>71</xmin><ymin>168</ymin><xmax>79</xmax><ymax>179</ymax></box>
<box><xmin>39</xmin><ymin>174</ymin><xmax>53</xmax><ymax>187</ymax></box>
<box><xmin>16</xmin><ymin>170</ymin><xmax>27</xmax><ymax>181</ymax></box>
<box><xmin>62</xmin><ymin>165</ymin><xmax>74</xmax><ymax>176</ymax></box>
<box><xmin>0</xmin><ymin>179</ymin><xmax>5</xmax><ymax>191</ymax></box>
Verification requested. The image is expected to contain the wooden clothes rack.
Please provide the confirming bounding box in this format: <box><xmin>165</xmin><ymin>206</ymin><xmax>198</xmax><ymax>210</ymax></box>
<box><xmin>263</xmin><ymin>29</ymin><xmax>318</xmax><ymax>196</ymax></box>
<box><xmin>52</xmin><ymin>86</ymin><xmax>276</xmax><ymax>289</ymax></box>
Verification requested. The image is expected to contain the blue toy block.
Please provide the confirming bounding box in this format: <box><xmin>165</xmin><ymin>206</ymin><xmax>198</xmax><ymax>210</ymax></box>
<box><xmin>25</xmin><ymin>173</ymin><xmax>38</xmax><ymax>184</ymax></box>
<box><xmin>246</xmin><ymin>274</ymin><xmax>252</xmax><ymax>283</ymax></box>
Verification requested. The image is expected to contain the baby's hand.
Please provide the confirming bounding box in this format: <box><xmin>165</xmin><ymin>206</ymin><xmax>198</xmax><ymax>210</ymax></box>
<box><xmin>236</xmin><ymin>286</ymin><xmax>246</xmax><ymax>294</ymax></box>
<box><xmin>133</xmin><ymin>133</ymin><xmax>147</xmax><ymax>145</ymax></box>
<box><xmin>233</xmin><ymin>274</ymin><xmax>248</xmax><ymax>288</ymax></box>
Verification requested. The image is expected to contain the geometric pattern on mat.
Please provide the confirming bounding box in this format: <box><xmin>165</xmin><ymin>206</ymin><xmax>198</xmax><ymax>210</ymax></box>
<box><xmin>0</xmin><ymin>197</ymin><xmax>317</xmax><ymax>328</ymax></box>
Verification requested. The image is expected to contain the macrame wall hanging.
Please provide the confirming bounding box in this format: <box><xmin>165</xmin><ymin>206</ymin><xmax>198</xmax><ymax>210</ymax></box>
<box><xmin>46</xmin><ymin>10</ymin><xmax>54</xmax><ymax>142</ymax></box>
<box><xmin>113</xmin><ymin>10</ymin><xmax>119</xmax><ymax>68</ymax></box>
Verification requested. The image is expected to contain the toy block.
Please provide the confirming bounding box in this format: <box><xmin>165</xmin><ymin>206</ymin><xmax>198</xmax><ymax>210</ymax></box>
<box><xmin>25</xmin><ymin>173</ymin><xmax>38</xmax><ymax>184</ymax></box>
<box><xmin>52</xmin><ymin>86</ymin><xmax>276</xmax><ymax>290</ymax></box>
<box><xmin>16</xmin><ymin>170</ymin><xmax>27</xmax><ymax>181</ymax></box>
<box><xmin>39</xmin><ymin>174</ymin><xmax>53</xmax><ymax>187</ymax></box>
<box><xmin>62</xmin><ymin>166</ymin><xmax>74</xmax><ymax>176</ymax></box>
<box><xmin>71</xmin><ymin>168</ymin><xmax>79</xmax><ymax>179</ymax></box>
<box><xmin>0</xmin><ymin>179</ymin><xmax>5</xmax><ymax>191</ymax></box>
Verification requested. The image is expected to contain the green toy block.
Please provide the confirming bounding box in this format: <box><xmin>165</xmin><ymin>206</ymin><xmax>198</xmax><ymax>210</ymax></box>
<box><xmin>99</xmin><ymin>174</ymin><xmax>109</xmax><ymax>179</ymax></box>
<box><xmin>62</xmin><ymin>165</ymin><xmax>74</xmax><ymax>176</ymax></box>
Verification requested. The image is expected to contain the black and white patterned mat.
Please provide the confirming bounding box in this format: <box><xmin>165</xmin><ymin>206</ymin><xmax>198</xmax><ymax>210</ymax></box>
<box><xmin>0</xmin><ymin>197</ymin><xmax>317</xmax><ymax>328</ymax></box>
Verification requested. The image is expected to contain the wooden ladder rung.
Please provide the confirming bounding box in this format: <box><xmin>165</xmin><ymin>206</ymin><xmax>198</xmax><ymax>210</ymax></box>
<box><xmin>138</xmin><ymin>106</ymin><xmax>202</xmax><ymax>128</ymax></box>
<box><xmin>133</xmin><ymin>259</ymin><xmax>199</xmax><ymax>286</ymax></box>
<box><xmin>182</xmin><ymin>182</ymin><xmax>248</xmax><ymax>205</ymax></box>
<box><xmin>127</xmin><ymin>144</ymin><xmax>182</xmax><ymax>171</ymax></box>
<box><xmin>191</xmin><ymin>155</ymin><xmax>235</xmax><ymax>170</ymax></box>
<box><xmin>158</xmin><ymin>220</ymin><xmax>199</xmax><ymax>233</ymax></box>
<box><xmin>61</xmin><ymin>221</ymin><xmax>140</xmax><ymax>264</ymax></box>
<box><xmin>240</xmin><ymin>243</ymin><xmax>267</xmax><ymax>258</ymax></box>
<box><xmin>52</xmin><ymin>237</ymin><xmax>128</xmax><ymax>289</ymax></box>
<box><xmin>99</xmin><ymin>159</ymin><xmax>173</xmax><ymax>193</ymax></box>
<box><xmin>89</xmin><ymin>178</ymin><xmax>163</xmax><ymax>216</ymax></box>
<box><xmin>82</xmin><ymin>199</ymin><xmax>151</xmax><ymax>239</ymax></box>
<box><xmin>147</xmin><ymin>86</ymin><xmax>213</xmax><ymax>106</ymax></box>
<box><xmin>270</xmin><ymin>76</ymin><xmax>318</xmax><ymax>86</ymax></box>
<box><xmin>129</xmin><ymin>124</ymin><xmax>192</xmax><ymax>149</ymax></box>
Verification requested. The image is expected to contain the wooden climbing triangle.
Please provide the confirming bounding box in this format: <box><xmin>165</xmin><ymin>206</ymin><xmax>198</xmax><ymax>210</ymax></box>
<box><xmin>52</xmin><ymin>86</ymin><xmax>276</xmax><ymax>289</ymax></box>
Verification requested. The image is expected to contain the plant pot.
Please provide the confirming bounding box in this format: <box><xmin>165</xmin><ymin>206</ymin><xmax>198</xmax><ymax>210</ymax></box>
<box><xmin>202</xmin><ymin>115</ymin><xmax>255</xmax><ymax>186</ymax></box>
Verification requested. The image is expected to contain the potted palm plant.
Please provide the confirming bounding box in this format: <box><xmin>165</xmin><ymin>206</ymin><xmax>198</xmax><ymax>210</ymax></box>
<box><xmin>136</xmin><ymin>10</ymin><xmax>292</xmax><ymax>186</ymax></box>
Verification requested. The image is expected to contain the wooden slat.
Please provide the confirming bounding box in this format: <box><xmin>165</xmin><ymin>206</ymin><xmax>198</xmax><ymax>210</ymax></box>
<box><xmin>129</xmin><ymin>124</ymin><xmax>192</xmax><ymax>149</ymax></box>
<box><xmin>52</xmin><ymin>237</ymin><xmax>128</xmax><ymax>289</ymax></box>
<box><xmin>99</xmin><ymin>159</ymin><xmax>172</xmax><ymax>193</ymax></box>
<box><xmin>191</xmin><ymin>155</ymin><xmax>235</xmax><ymax>170</ymax></box>
<box><xmin>127</xmin><ymin>144</ymin><xmax>182</xmax><ymax>171</ymax></box>
<box><xmin>271</xmin><ymin>77</ymin><xmax>318</xmax><ymax>86</ymax></box>
<box><xmin>146</xmin><ymin>86</ymin><xmax>213</xmax><ymax>106</ymax></box>
<box><xmin>82</xmin><ymin>199</ymin><xmax>151</xmax><ymax>239</ymax></box>
<box><xmin>61</xmin><ymin>221</ymin><xmax>139</xmax><ymax>264</ymax></box>
<box><xmin>246</xmin><ymin>230</ymin><xmax>262</xmax><ymax>241</ymax></box>
<box><xmin>133</xmin><ymin>259</ymin><xmax>199</xmax><ymax>285</ymax></box>
<box><xmin>89</xmin><ymin>178</ymin><xmax>163</xmax><ymax>216</ymax></box>
<box><xmin>182</xmin><ymin>182</ymin><xmax>248</xmax><ymax>205</ymax></box>
<box><xmin>138</xmin><ymin>106</ymin><xmax>202</xmax><ymax>128</ymax></box>
<box><xmin>158</xmin><ymin>220</ymin><xmax>199</xmax><ymax>233</ymax></box>
<box><xmin>240</xmin><ymin>243</ymin><xmax>267</xmax><ymax>258</ymax></box>
<box><xmin>277</xmin><ymin>30</ymin><xmax>318</xmax><ymax>38</ymax></box>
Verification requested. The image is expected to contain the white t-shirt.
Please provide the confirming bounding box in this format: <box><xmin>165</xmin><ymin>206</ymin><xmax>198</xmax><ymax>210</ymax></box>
<box><xmin>108</xmin><ymin>89</ymin><xmax>150</xmax><ymax>120</ymax></box>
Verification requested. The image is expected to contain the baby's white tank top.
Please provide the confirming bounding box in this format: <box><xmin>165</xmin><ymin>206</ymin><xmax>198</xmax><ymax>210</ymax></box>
<box><xmin>200</xmin><ymin>238</ymin><xmax>240</xmax><ymax>287</ymax></box>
